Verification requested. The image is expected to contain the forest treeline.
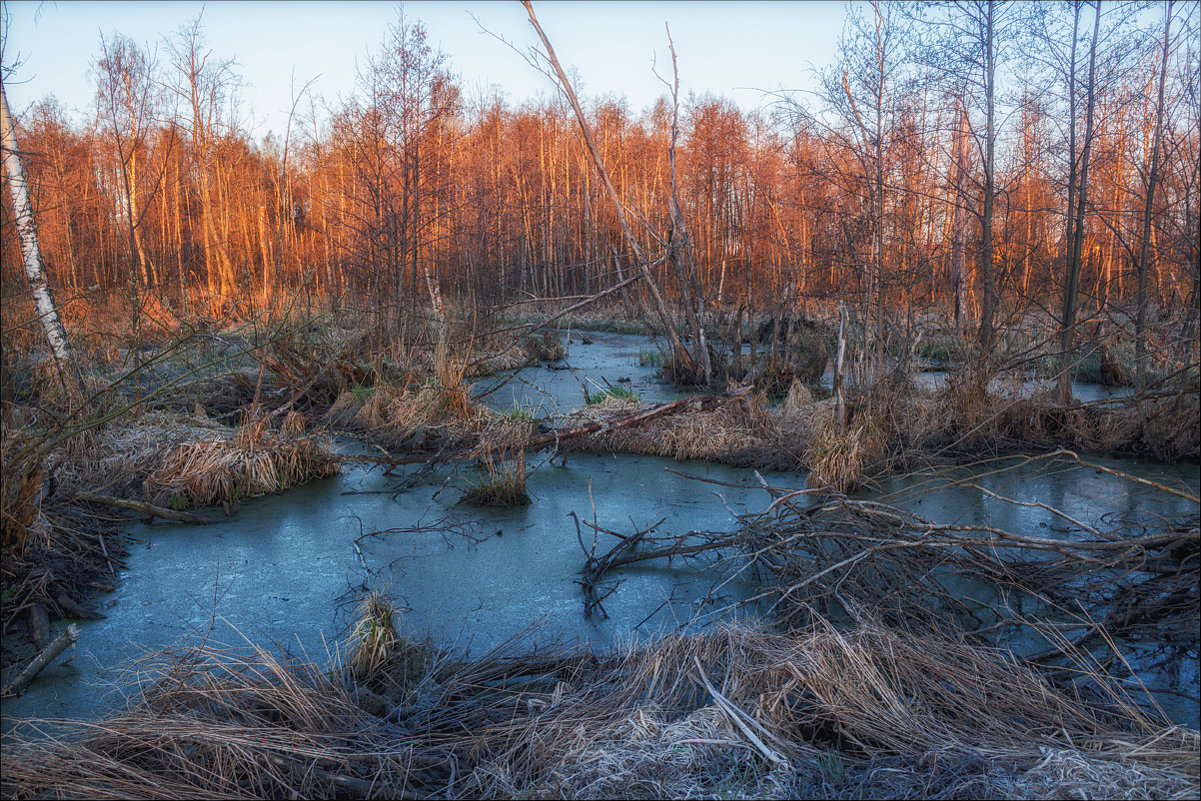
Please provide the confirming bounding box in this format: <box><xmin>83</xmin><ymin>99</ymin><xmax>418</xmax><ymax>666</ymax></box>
<box><xmin>2</xmin><ymin>2</ymin><xmax>1198</xmax><ymax>346</ymax></box>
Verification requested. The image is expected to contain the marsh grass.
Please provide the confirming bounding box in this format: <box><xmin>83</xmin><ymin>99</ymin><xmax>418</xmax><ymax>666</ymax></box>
<box><xmin>805</xmin><ymin>419</ymin><xmax>886</xmax><ymax>494</ymax></box>
<box><xmin>346</xmin><ymin>591</ymin><xmax>433</xmax><ymax>693</ymax></box>
<box><xmin>461</xmin><ymin>448</ymin><xmax>530</xmax><ymax>507</ymax></box>
<box><xmin>3</xmin><ymin>617</ymin><xmax>1195</xmax><ymax>800</ymax></box>
<box><xmin>587</xmin><ymin>385</ymin><xmax>640</xmax><ymax>405</ymax></box>
<box><xmin>526</xmin><ymin>329</ymin><xmax>567</xmax><ymax>362</ymax></box>
<box><xmin>570</xmin><ymin>391</ymin><xmax>791</xmax><ymax>468</ymax></box>
<box><xmin>140</xmin><ymin>415</ymin><xmax>339</xmax><ymax>509</ymax></box>
<box><xmin>639</xmin><ymin>348</ymin><xmax>662</xmax><ymax>367</ymax></box>
<box><xmin>505</xmin><ymin>403</ymin><xmax>534</xmax><ymax>421</ymax></box>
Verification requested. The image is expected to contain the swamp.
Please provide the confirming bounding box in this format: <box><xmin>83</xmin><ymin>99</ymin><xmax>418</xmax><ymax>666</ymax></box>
<box><xmin>2</xmin><ymin>2</ymin><xmax>1199</xmax><ymax>799</ymax></box>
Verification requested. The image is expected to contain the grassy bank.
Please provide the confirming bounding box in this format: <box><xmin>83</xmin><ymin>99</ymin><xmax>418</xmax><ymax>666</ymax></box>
<box><xmin>3</xmin><ymin>611</ymin><xmax>1196</xmax><ymax>799</ymax></box>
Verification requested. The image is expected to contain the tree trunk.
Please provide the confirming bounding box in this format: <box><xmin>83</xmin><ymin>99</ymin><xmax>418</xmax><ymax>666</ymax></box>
<box><xmin>1059</xmin><ymin>0</ymin><xmax>1101</xmax><ymax>405</ymax></box>
<box><xmin>1</xmin><ymin>85</ymin><xmax>86</xmax><ymax>403</ymax></box>
<box><xmin>1135</xmin><ymin>0</ymin><xmax>1173</xmax><ymax>393</ymax></box>
<box><xmin>952</xmin><ymin>97</ymin><xmax>970</xmax><ymax>335</ymax></box>
<box><xmin>977</xmin><ymin>0</ymin><xmax>998</xmax><ymax>359</ymax></box>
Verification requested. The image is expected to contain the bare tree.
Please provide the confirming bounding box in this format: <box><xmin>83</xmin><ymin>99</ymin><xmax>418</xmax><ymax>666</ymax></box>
<box><xmin>163</xmin><ymin>14</ymin><xmax>240</xmax><ymax>302</ymax></box>
<box><xmin>1058</xmin><ymin>0</ymin><xmax>1103</xmax><ymax>404</ymax></box>
<box><xmin>94</xmin><ymin>32</ymin><xmax>176</xmax><ymax>376</ymax></box>
<box><xmin>1135</xmin><ymin>0</ymin><xmax>1175</xmax><ymax>392</ymax></box>
<box><xmin>520</xmin><ymin>0</ymin><xmax>698</xmax><ymax>380</ymax></box>
<box><xmin>910</xmin><ymin>1</ymin><xmax>1022</xmax><ymax>366</ymax></box>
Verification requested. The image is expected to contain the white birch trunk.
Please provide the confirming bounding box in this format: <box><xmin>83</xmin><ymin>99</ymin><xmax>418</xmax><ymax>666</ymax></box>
<box><xmin>1</xmin><ymin>84</ymin><xmax>82</xmax><ymax>397</ymax></box>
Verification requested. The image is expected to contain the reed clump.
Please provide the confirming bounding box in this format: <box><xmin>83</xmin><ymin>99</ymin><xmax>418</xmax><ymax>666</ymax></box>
<box><xmin>332</xmin><ymin>372</ymin><xmax>483</xmax><ymax>452</ymax></box>
<box><xmin>349</xmin><ymin>591</ymin><xmax>399</xmax><ymax>677</ymax></box>
<box><xmin>525</xmin><ymin>329</ymin><xmax>567</xmax><ymax>362</ymax></box>
<box><xmin>572</xmin><ymin>391</ymin><xmax>792</xmax><ymax>468</ymax></box>
<box><xmin>470</xmin><ymin>328</ymin><xmax>566</xmax><ymax>377</ymax></box>
<box><xmin>461</xmin><ymin>448</ymin><xmax>530</xmax><ymax>507</ymax></box>
<box><xmin>916</xmin><ymin>375</ymin><xmax>1200</xmax><ymax>462</ymax></box>
<box><xmin>804</xmin><ymin>418</ymin><xmax>886</xmax><ymax>494</ymax></box>
<box><xmin>142</xmin><ymin>414</ymin><xmax>339</xmax><ymax>509</ymax></box>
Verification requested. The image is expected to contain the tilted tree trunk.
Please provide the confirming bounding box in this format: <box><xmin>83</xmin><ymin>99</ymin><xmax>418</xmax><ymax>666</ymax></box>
<box><xmin>1</xmin><ymin>85</ymin><xmax>86</xmax><ymax>403</ymax></box>
<box><xmin>522</xmin><ymin>1</ymin><xmax>695</xmax><ymax>378</ymax></box>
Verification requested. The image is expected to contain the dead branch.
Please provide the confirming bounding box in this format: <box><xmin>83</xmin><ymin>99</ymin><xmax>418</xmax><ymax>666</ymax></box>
<box><xmin>78</xmin><ymin>493</ymin><xmax>218</xmax><ymax>524</ymax></box>
<box><xmin>2</xmin><ymin>623</ymin><xmax>80</xmax><ymax>697</ymax></box>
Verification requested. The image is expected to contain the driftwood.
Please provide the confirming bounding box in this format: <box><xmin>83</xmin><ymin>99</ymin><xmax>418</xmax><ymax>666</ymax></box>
<box><xmin>78</xmin><ymin>493</ymin><xmax>218</xmax><ymax>524</ymax></box>
<box><xmin>55</xmin><ymin>592</ymin><xmax>104</xmax><ymax>621</ymax></box>
<box><xmin>567</xmin><ymin>471</ymin><xmax>1198</xmax><ymax>663</ymax></box>
<box><xmin>2</xmin><ymin>623</ymin><xmax>80</xmax><ymax>697</ymax></box>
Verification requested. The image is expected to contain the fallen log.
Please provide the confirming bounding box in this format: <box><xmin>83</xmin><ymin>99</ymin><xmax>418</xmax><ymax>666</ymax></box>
<box><xmin>522</xmin><ymin>385</ymin><xmax>753</xmax><ymax>454</ymax></box>
<box><xmin>78</xmin><ymin>493</ymin><xmax>218</xmax><ymax>524</ymax></box>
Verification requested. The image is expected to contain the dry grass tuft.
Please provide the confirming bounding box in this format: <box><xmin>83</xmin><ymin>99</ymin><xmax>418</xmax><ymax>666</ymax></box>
<box><xmin>348</xmin><ymin>591</ymin><xmax>401</xmax><ymax>678</ymax></box>
<box><xmin>525</xmin><ymin>329</ymin><xmax>567</xmax><ymax>363</ymax></box>
<box><xmin>783</xmin><ymin>379</ymin><xmax>813</xmax><ymax>411</ymax></box>
<box><xmin>805</xmin><ymin>419</ymin><xmax>886</xmax><ymax>494</ymax></box>
<box><xmin>570</xmin><ymin>393</ymin><xmax>795</xmax><ymax>468</ymax></box>
<box><xmin>461</xmin><ymin>448</ymin><xmax>531</xmax><ymax>507</ymax></box>
<box><xmin>140</xmin><ymin>415</ymin><xmax>339</xmax><ymax>509</ymax></box>
<box><xmin>340</xmin><ymin>375</ymin><xmax>483</xmax><ymax>451</ymax></box>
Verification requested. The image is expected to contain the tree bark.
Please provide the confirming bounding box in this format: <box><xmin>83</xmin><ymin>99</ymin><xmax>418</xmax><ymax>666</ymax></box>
<box><xmin>1</xmin><ymin>85</ymin><xmax>86</xmax><ymax>403</ymax></box>
<box><xmin>1135</xmin><ymin>0</ymin><xmax>1173</xmax><ymax>393</ymax></box>
<box><xmin>1059</xmin><ymin>0</ymin><xmax>1102</xmax><ymax>405</ymax></box>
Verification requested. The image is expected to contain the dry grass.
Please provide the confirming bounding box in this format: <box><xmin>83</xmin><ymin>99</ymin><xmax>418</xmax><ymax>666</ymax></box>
<box><xmin>141</xmin><ymin>415</ymin><xmax>339</xmax><ymax>509</ymax></box>
<box><xmin>3</xmin><ymin>618</ymin><xmax>1195</xmax><ymax>800</ymax></box>
<box><xmin>783</xmin><ymin>378</ymin><xmax>813</xmax><ymax>411</ymax></box>
<box><xmin>461</xmin><ymin>448</ymin><xmax>531</xmax><ymax>507</ymax></box>
<box><xmin>914</xmin><ymin>375</ymin><xmax>1200</xmax><ymax>462</ymax></box>
<box><xmin>570</xmin><ymin>393</ymin><xmax>796</xmax><ymax>469</ymax></box>
<box><xmin>347</xmin><ymin>591</ymin><xmax>402</xmax><ymax>678</ymax></box>
<box><xmin>333</xmin><ymin>375</ymin><xmax>482</xmax><ymax>452</ymax></box>
<box><xmin>804</xmin><ymin>418</ymin><xmax>887</xmax><ymax>494</ymax></box>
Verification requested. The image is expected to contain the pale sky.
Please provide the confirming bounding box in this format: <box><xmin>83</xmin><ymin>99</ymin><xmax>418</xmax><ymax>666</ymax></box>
<box><xmin>1</xmin><ymin>1</ymin><xmax>848</xmax><ymax>136</ymax></box>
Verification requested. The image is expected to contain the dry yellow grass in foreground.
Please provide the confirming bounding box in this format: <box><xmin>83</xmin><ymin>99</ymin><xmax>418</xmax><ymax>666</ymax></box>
<box><xmin>2</xmin><ymin>618</ymin><xmax>1196</xmax><ymax>800</ymax></box>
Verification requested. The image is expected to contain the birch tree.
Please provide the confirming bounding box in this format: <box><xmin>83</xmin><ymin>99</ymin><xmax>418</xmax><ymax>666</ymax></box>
<box><xmin>1</xmin><ymin>84</ymin><xmax>85</xmax><ymax>402</ymax></box>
